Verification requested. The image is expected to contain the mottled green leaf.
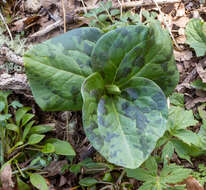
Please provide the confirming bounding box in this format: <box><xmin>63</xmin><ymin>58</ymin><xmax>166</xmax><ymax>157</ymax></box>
<box><xmin>82</xmin><ymin>74</ymin><xmax>167</xmax><ymax>168</ymax></box>
<box><xmin>186</xmin><ymin>18</ymin><xmax>206</xmax><ymax>57</ymax></box>
<box><xmin>92</xmin><ymin>23</ymin><xmax>179</xmax><ymax>96</ymax></box>
<box><xmin>24</xmin><ymin>27</ymin><xmax>103</xmax><ymax>111</ymax></box>
<box><xmin>45</xmin><ymin>138</ymin><xmax>76</xmax><ymax>156</ymax></box>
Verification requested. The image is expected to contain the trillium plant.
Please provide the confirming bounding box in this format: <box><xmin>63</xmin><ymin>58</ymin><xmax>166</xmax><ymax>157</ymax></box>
<box><xmin>24</xmin><ymin>22</ymin><xmax>179</xmax><ymax>169</ymax></box>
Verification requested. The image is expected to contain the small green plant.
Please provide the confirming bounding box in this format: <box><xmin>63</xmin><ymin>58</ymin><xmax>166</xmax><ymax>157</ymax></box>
<box><xmin>126</xmin><ymin>156</ymin><xmax>191</xmax><ymax>190</ymax></box>
<box><xmin>186</xmin><ymin>18</ymin><xmax>206</xmax><ymax>57</ymax></box>
<box><xmin>156</xmin><ymin>105</ymin><xmax>204</xmax><ymax>165</ymax></box>
<box><xmin>192</xmin><ymin>164</ymin><xmax>206</xmax><ymax>186</ymax></box>
<box><xmin>0</xmin><ymin>90</ymin><xmax>75</xmax><ymax>190</ymax></box>
<box><xmin>24</xmin><ymin>22</ymin><xmax>179</xmax><ymax>168</ymax></box>
<box><xmin>84</xmin><ymin>1</ymin><xmax>158</xmax><ymax>32</ymax></box>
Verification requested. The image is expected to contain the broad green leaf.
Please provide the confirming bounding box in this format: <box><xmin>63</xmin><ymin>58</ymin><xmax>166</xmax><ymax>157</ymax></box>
<box><xmin>161</xmin><ymin>141</ymin><xmax>174</xmax><ymax>165</ymax></box>
<box><xmin>29</xmin><ymin>124</ymin><xmax>54</xmax><ymax>134</ymax></box>
<box><xmin>28</xmin><ymin>134</ymin><xmax>45</xmax><ymax>145</ymax></box>
<box><xmin>10</xmin><ymin>101</ymin><xmax>23</xmax><ymax>109</ymax></box>
<box><xmin>79</xmin><ymin>177</ymin><xmax>98</xmax><ymax>187</ymax></box>
<box><xmin>21</xmin><ymin>113</ymin><xmax>34</xmax><ymax>127</ymax></box>
<box><xmin>160</xmin><ymin>164</ymin><xmax>191</xmax><ymax>184</ymax></box>
<box><xmin>24</xmin><ymin>27</ymin><xmax>103</xmax><ymax>111</ymax></box>
<box><xmin>0</xmin><ymin>114</ymin><xmax>11</xmax><ymax>121</ymax></box>
<box><xmin>126</xmin><ymin>168</ymin><xmax>155</xmax><ymax>181</ymax></box>
<box><xmin>144</xmin><ymin>157</ymin><xmax>158</xmax><ymax>176</ymax></box>
<box><xmin>198</xmin><ymin>104</ymin><xmax>206</xmax><ymax>120</ymax></box>
<box><xmin>92</xmin><ymin>24</ymin><xmax>179</xmax><ymax>96</ymax></box>
<box><xmin>30</xmin><ymin>173</ymin><xmax>48</xmax><ymax>190</ymax></box>
<box><xmin>22</xmin><ymin>121</ymin><xmax>35</xmax><ymax>142</ymax></box>
<box><xmin>17</xmin><ymin>176</ymin><xmax>31</xmax><ymax>190</ymax></box>
<box><xmin>45</xmin><ymin>138</ymin><xmax>76</xmax><ymax>156</ymax></box>
<box><xmin>82</xmin><ymin>74</ymin><xmax>167</xmax><ymax>168</ymax></box>
<box><xmin>168</xmin><ymin>106</ymin><xmax>198</xmax><ymax>131</ymax></box>
<box><xmin>198</xmin><ymin>120</ymin><xmax>206</xmax><ymax>147</ymax></box>
<box><xmin>169</xmin><ymin>93</ymin><xmax>184</xmax><ymax>107</ymax></box>
<box><xmin>186</xmin><ymin>18</ymin><xmax>206</xmax><ymax>57</ymax></box>
<box><xmin>173</xmin><ymin>129</ymin><xmax>201</xmax><ymax>146</ymax></box>
<box><xmin>0</xmin><ymin>102</ymin><xmax>5</xmax><ymax>112</ymax></box>
<box><xmin>171</xmin><ymin>139</ymin><xmax>191</xmax><ymax>163</ymax></box>
<box><xmin>191</xmin><ymin>79</ymin><xmax>206</xmax><ymax>91</ymax></box>
<box><xmin>0</xmin><ymin>91</ymin><xmax>11</xmax><ymax>113</ymax></box>
<box><xmin>92</xmin><ymin>25</ymin><xmax>151</xmax><ymax>84</ymax></box>
<box><xmin>127</xmin><ymin>159</ymin><xmax>190</xmax><ymax>190</ymax></box>
<box><xmin>41</xmin><ymin>143</ymin><xmax>55</xmax><ymax>153</ymax></box>
<box><xmin>6</xmin><ymin>124</ymin><xmax>19</xmax><ymax>133</ymax></box>
<box><xmin>110</xmin><ymin>9</ymin><xmax>120</xmax><ymax>16</ymax></box>
<box><xmin>15</xmin><ymin>107</ymin><xmax>31</xmax><ymax>126</ymax></box>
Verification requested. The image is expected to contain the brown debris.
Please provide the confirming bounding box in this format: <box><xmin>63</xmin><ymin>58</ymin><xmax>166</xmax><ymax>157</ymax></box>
<box><xmin>0</xmin><ymin>164</ymin><xmax>14</xmax><ymax>190</ymax></box>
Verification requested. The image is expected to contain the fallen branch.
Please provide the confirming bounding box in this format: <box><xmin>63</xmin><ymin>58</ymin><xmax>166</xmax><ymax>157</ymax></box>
<box><xmin>0</xmin><ymin>73</ymin><xmax>29</xmax><ymax>91</ymax></box>
<box><xmin>0</xmin><ymin>46</ymin><xmax>23</xmax><ymax>66</ymax></box>
<box><xmin>75</xmin><ymin>0</ymin><xmax>181</xmax><ymax>13</ymax></box>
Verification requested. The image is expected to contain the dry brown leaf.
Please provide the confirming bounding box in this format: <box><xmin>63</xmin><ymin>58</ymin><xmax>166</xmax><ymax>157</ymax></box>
<box><xmin>176</xmin><ymin>35</ymin><xmax>186</xmax><ymax>44</ymax></box>
<box><xmin>0</xmin><ymin>164</ymin><xmax>14</xmax><ymax>190</ymax></box>
<box><xmin>24</xmin><ymin>0</ymin><xmax>42</xmax><ymax>13</ymax></box>
<box><xmin>85</xmin><ymin>0</ymin><xmax>98</xmax><ymax>7</ymax></box>
<box><xmin>176</xmin><ymin>3</ymin><xmax>185</xmax><ymax>17</ymax></box>
<box><xmin>173</xmin><ymin>16</ymin><xmax>189</xmax><ymax>28</ymax></box>
<box><xmin>174</xmin><ymin>50</ymin><xmax>193</xmax><ymax>62</ymax></box>
<box><xmin>184</xmin><ymin>176</ymin><xmax>204</xmax><ymax>190</ymax></box>
<box><xmin>196</xmin><ymin>62</ymin><xmax>206</xmax><ymax>83</ymax></box>
<box><xmin>45</xmin><ymin>160</ymin><xmax>67</xmax><ymax>177</ymax></box>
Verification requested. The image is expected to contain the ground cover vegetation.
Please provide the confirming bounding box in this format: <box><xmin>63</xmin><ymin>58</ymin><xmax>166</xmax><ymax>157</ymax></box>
<box><xmin>1</xmin><ymin>0</ymin><xmax>206</xmax><ymax>189</ymax></box>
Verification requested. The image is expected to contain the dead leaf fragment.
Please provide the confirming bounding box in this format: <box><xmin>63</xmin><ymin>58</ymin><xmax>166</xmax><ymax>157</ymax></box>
<box><xmin>24</xmin><ymin>0</ymin><xmax>42</xmax><ymax>13</ymax></box>
<box><xmin>45</xmin><ymin>160</ymin><xmax>67</xmax><ymax>177</ymax></box>
<box><xmin>174</xmin><ymin>50</ymin><xmax>193</xmax><ymax>62</ymax></box>
<box><xmin>184</xmin><ymin>176</ymin><xmax>204</xmax><ymax>190</ymax></box>
<box><xmin>196</xmin><ymin>62</ymin><xmax>206</xmax><ymax>83</ymax></box>
<box><xmin>0</xmin><ymin>164</ymin><xmax>14</xmax><ymax>190</ymax></box>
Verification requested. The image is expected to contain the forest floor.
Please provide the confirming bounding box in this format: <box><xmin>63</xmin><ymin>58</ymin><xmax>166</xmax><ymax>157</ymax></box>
<box><xmin>0</xmin><ymin>0</ymin><xmax>206</xmax><ymax>190</ymax></box>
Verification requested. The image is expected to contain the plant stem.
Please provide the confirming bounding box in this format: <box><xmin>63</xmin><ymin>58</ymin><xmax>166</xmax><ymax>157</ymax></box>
<box><xmin>116</xmin><ymin>169</ymin><xmax>126</xmax><ymax>185</ymax></box>
<box><xmin>0</xmin><ymin>125</ymin><xmax>4</xmax><ymax>165</ymax></box>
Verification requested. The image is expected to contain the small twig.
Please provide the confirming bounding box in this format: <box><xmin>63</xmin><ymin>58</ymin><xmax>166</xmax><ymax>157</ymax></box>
<box><xmin>116</xmin><ymin>169</ymin><xmax>126</xmax><ymax>185</ymax></box>
<box><xmin>75</xmin><ymin>0</ymin><xmax>181</xmax><ymax>13</ymax></box>
<box><xmin>117</xmin><ymin>0</ymin><xmax>123</xmax><ymax>18</ymax></box>
<box><xmin>152</xmin><ymin>0</ymin><xmax>180</xmax><ymax>49</ymax></box>
<box><xmin>30</xmin><ymin>19</ymin><xmax>63</xmax><ymax>38</ymax></box>
<box><xmin>61</xmin><ymin>0</ymin><xmax>67</xmax><ymax>33</ymax></box>
<box><xmin>80</xmin><ymin>0</ymin><xmax>87</xmax><ymax>14</ymax></box>
<box><xmin>0</xmin><ymin>9</ymin><xmax>13</xmax><ymax>41</ymax></box>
